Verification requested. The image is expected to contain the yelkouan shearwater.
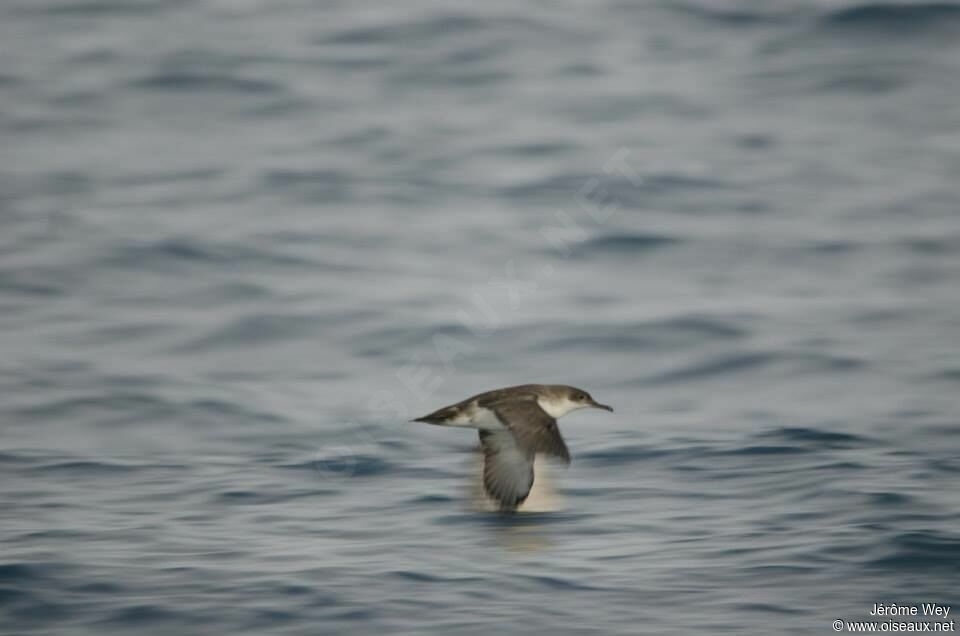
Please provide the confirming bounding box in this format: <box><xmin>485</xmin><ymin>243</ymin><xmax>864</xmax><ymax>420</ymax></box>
<box><xmin>414</xmin><ymin>384</ymin><xmax>613</xmax><ymax>511</ymax></box>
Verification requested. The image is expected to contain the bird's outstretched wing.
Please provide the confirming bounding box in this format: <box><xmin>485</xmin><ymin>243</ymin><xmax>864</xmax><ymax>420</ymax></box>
<box><xmin>478</xmin><ymin>429</ymin><xmax>534</xmax><ymax>511</ymax></box>
<box><xmin>478</xmin><ymin>399</ymin><xmax>570</xmax><ymax>510</ymax></box>
<box><xmin>490</xmin><ymin>399</ymin><xmax>570</xmax><ymax>464</ymax></box>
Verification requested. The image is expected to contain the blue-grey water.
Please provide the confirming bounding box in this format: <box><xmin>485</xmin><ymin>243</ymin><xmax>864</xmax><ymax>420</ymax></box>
<box><xmin>3</xmin><ymin>1</ymin><xmax>960</xmax><ymax>634</ymax></box>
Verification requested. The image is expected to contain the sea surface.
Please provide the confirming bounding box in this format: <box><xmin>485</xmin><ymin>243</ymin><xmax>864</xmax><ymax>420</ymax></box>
<box><xmin>2</xmin><ymin>1</ymin><xmax>960</xmax><ymax>634</ymax></box>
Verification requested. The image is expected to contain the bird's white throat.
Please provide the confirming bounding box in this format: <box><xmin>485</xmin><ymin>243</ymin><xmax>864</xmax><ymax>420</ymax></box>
<box><xmin>537</xmin><ymin>396</ymin><xmax>586</xmax><ymax>419</ymax></box>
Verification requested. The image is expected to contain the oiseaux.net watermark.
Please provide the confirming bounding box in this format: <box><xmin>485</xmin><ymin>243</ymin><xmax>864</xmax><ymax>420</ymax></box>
<box><xmin>312</xmin><ymin>148</ymin><xmax>648</xmax><ymax>473</ymax></box>
<box><xmin>834</xmin><ymin>603</ymin><xmax>954</xmax><ymax>632</ymax></box>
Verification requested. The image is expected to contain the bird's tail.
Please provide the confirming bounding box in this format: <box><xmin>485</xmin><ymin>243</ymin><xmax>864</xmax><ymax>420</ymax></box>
<box><xmin>411</xmin><ymin>415</ymin><xmax>443</xmax><ymax>424</ymax></box>
<box><xmin>411</xmin><ymin>405</ymin><xmax>462</xmax><ymax>425</ymax></box>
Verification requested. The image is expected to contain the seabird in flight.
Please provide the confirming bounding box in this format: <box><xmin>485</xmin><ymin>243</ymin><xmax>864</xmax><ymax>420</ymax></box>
<box><xmin>414</xmin><ymin>384</ymin><xmax>613</xmax><ymax>511</ymax></box>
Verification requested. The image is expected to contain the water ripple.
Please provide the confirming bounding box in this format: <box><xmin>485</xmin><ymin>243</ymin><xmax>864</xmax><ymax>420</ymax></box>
<box><xmin>820</xmin><ymin>2</ymin><xmax>960</xmax><ymax>31</ymax></box>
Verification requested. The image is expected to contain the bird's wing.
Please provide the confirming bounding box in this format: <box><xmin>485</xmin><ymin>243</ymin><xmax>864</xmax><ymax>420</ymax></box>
<box><xmin>478</xmin><ymin>399</ymin><xmax>571</xmax><ymax>510</ymax></box>
<box><xmin>490</xmin><ymin>399</ymin><xmax>570</xmax><ymax>464</ymax></box>
<box><xmin>478</xmin><ymin>429</ymin><xmax>535</xmax><ymax>510</ymax></box>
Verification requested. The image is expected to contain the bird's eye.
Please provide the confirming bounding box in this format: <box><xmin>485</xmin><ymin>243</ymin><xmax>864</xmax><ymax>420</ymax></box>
<box><xmin>577</xmin><ymin>393</ymin><xmax>587</xmax><ymax>401</ymax></box>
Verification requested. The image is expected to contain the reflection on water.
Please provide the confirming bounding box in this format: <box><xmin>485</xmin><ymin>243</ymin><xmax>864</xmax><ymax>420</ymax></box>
<box><xmin>493</xmin><ymin>521</ymin><xmax>555</xmax><ymax>555</ymax></box>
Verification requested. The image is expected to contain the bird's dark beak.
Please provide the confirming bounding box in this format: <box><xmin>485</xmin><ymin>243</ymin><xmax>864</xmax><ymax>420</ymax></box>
<box><xmin>590</xmin><ymin>400</ymin><xmax>613</xmax><ymax>412</ymax></box>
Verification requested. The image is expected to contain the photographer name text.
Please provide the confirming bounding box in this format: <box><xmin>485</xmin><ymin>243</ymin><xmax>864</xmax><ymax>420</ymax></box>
<box><xmin>872</xmin><ymin>605</ymin><xmax>951</xmax><ymax>618</ymax></box>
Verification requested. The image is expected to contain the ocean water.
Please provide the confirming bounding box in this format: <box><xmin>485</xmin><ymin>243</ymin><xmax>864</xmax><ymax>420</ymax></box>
<box><xmin>2</xmin><ymin>0</ymin><xmax>960</xmax><ymax>634</ymax></box>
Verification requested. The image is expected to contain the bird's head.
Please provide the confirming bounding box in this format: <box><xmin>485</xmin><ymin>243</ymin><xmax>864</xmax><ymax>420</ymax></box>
<box><xmin>540</xmin><ymin>385</ymin><xmax>614</xmax><ymax>418</ymax></box>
